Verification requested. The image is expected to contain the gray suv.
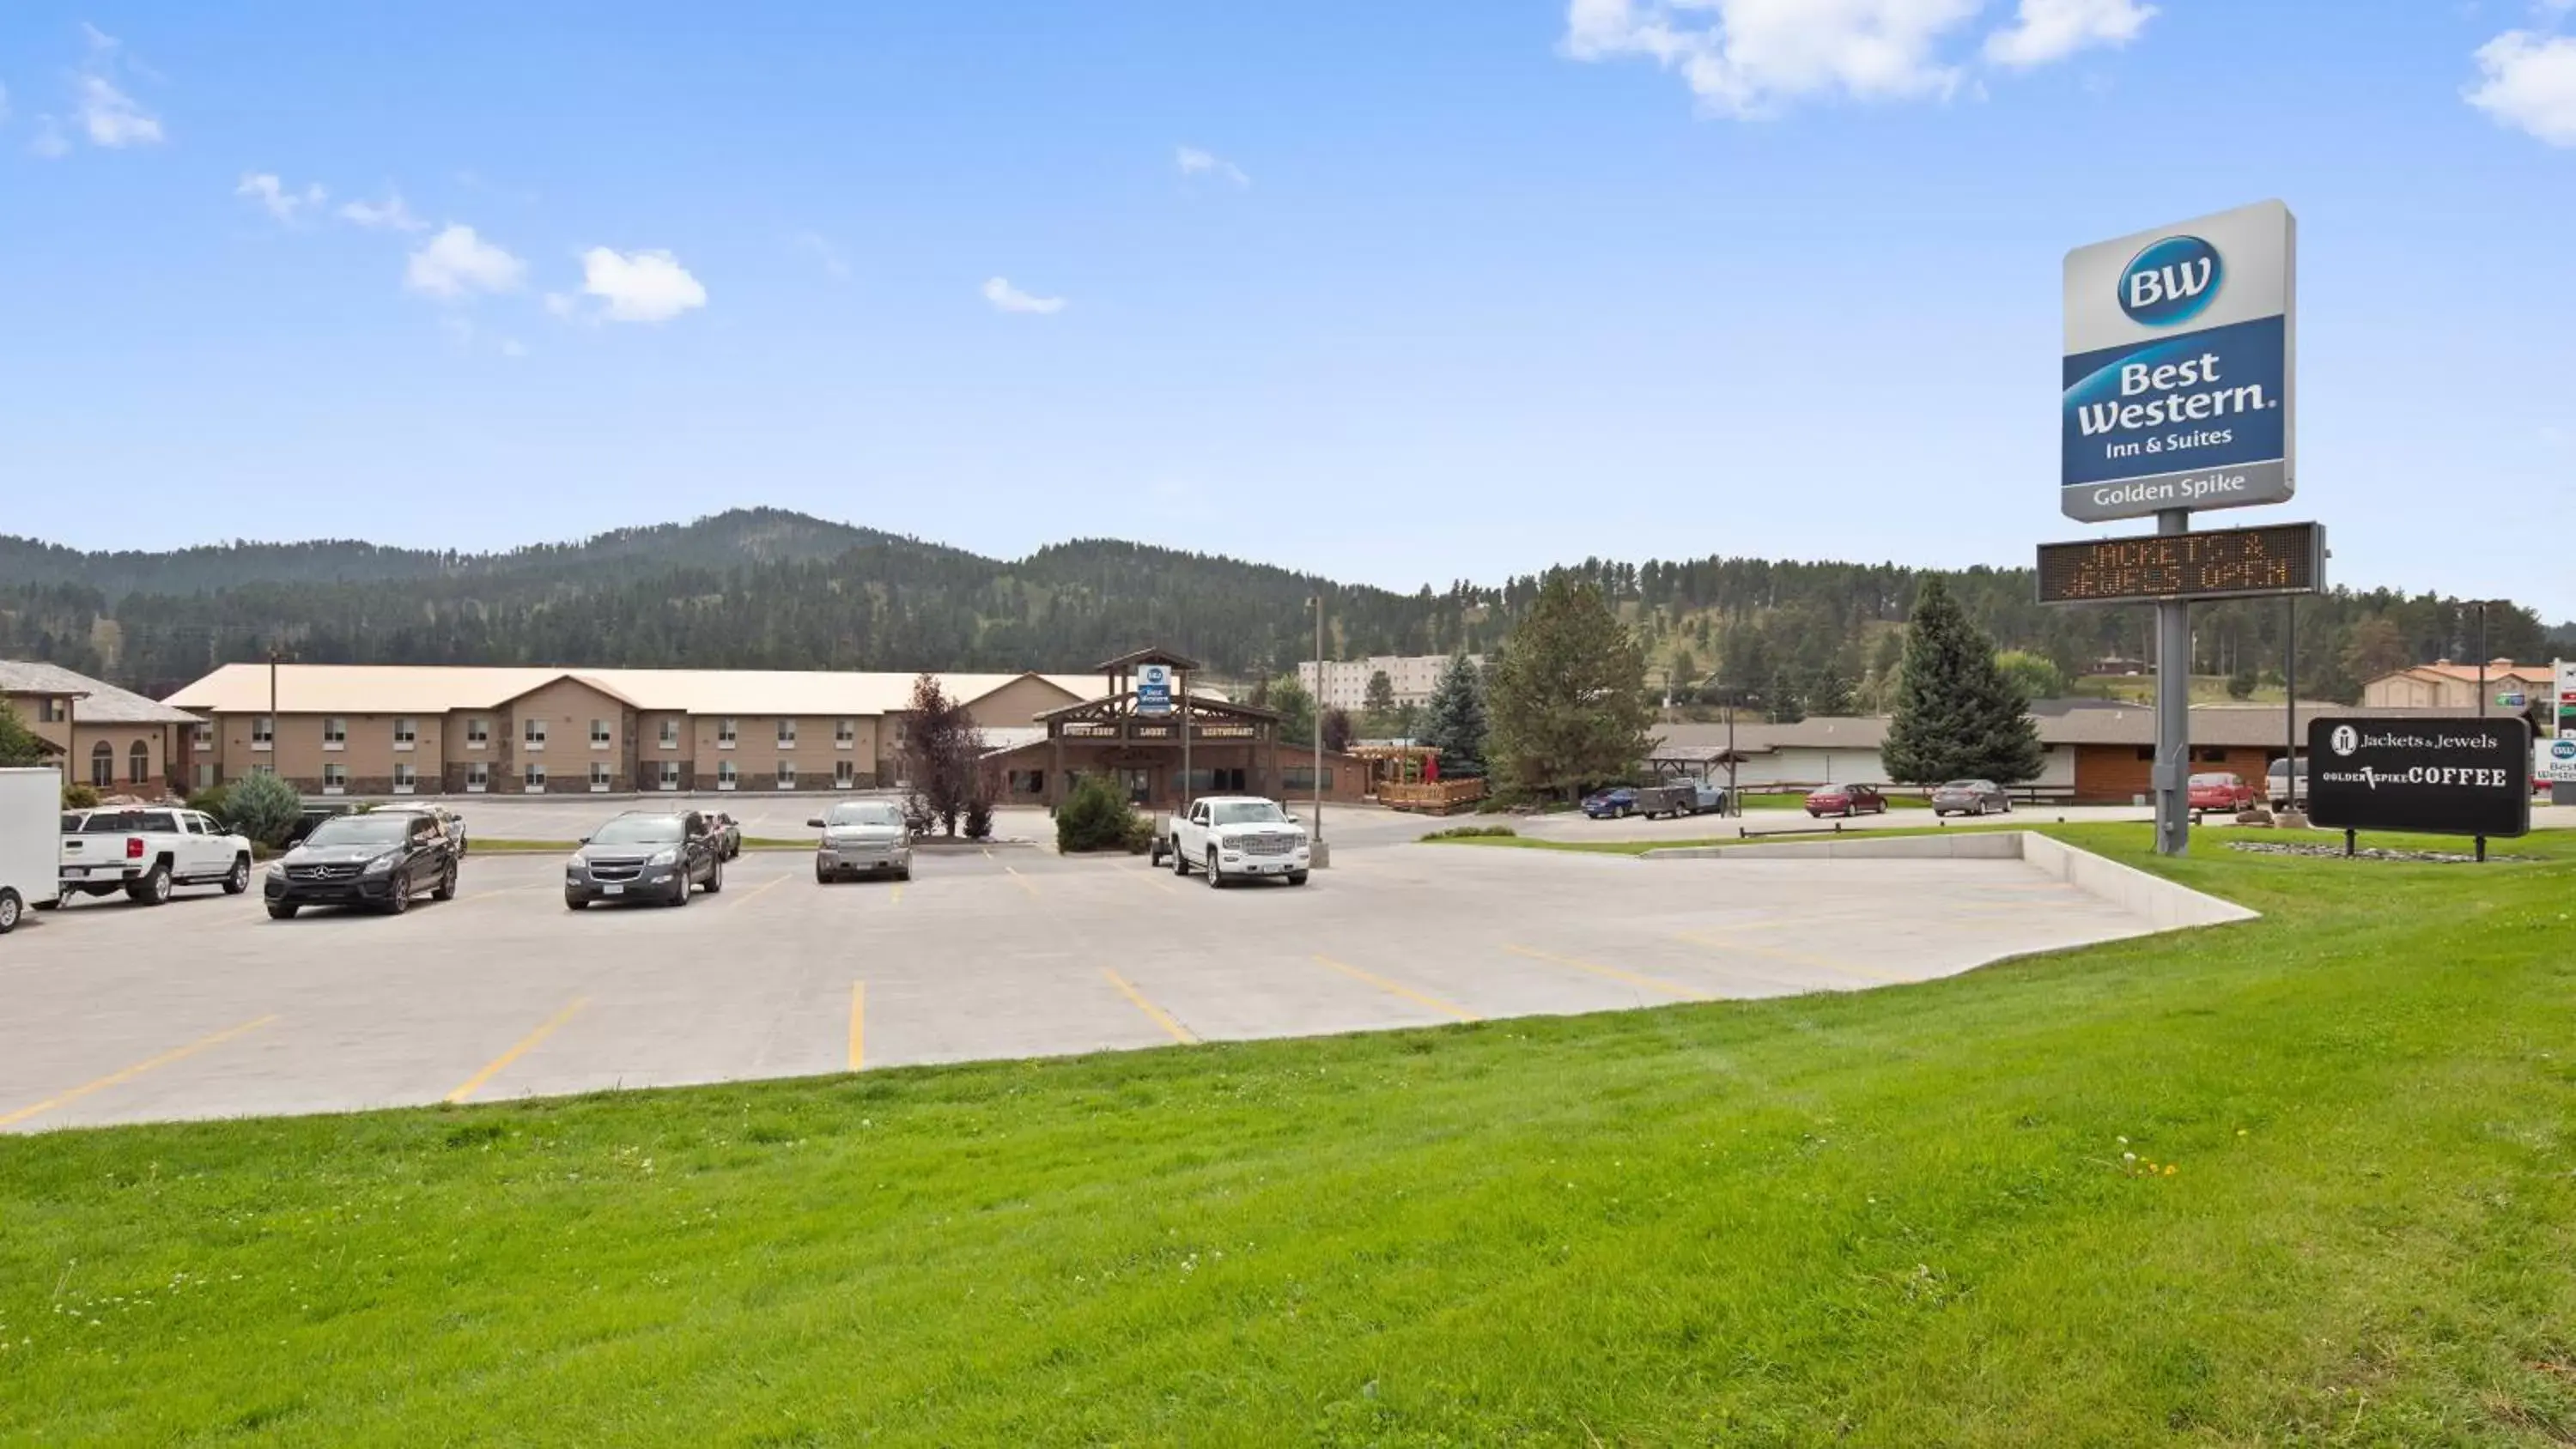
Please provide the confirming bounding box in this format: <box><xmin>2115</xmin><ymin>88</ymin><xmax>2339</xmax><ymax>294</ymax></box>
<box><xmin>811</xmin><ymin>799</ymin><xmax>912</xmax><ymax>882</ymax></box>
<box><xmin>565</xmin><ymin>810</ymin><xmax>724</xmax><ymax>909</ymax></box>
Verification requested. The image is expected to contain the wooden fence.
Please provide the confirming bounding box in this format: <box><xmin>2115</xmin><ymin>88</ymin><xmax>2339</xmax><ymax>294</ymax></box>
<box><xmin>1376</xmin><ymin>779</ymin><xmax>1487</xmax><ymax>815</ymax></box>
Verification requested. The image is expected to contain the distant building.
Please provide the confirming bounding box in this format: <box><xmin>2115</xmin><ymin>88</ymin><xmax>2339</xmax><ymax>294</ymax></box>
<box><xmin>1298</xmin><ymin>654</ymin><xmax>1481</xmax><ymax>712</ymax></box>
<box><xmin>2360</xmin><ymin>659</ymin><xmax>2552</xmax><ymax>711</ymax></box>
<box><xmin>0</xmin><ymin>660</ymin><xmax>202</xmax><ymax>796</ymax></box>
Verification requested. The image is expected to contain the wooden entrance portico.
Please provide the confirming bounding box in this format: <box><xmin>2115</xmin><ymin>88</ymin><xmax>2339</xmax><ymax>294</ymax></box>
<box><xmin>1035</xmin><ymin>648</ymin><xmax>1290</xmax><ymax>812</ymax></box>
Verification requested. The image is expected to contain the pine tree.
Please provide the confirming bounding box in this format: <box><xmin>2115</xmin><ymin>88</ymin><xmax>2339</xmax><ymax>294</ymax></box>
<box><xmin>1362</xmin><ymin>670</ymin><xmax>1397</xmax><ymax>720</ymax></box>
<box><xmin>1485</xmin><ymin>576</ymin><xmax>1652</xmax><ymax>801</ymax></box>
<box><xmin>1419</xmin><ymin>649</ymin><xmax>1488</xmax><ymax>776</ymax></box>
<box><xmin>1265</xmin><ymin>673</ymin><xmax>1316</xmax><ymax>747</ymax></box>
<box><xmin>1881</xmin><ymin>578</ymin><xmax>2045</xmax><ymax>785</ymax></box>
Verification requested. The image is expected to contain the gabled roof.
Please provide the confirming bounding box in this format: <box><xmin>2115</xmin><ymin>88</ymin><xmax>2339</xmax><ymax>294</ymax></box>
<box><xmin>2369</xmin><ymin>661</ymin><xmax>2552</xmax><ymax>685</ymax></box>
<box><xmin>162</xmin><ymin>663</ymin><xmax>1109</xmax><ymax>721</ymax></box>
<box><xmin>0</xmin><ymin>660</ymin><xmax>201</xmax><ymax>724</ymax></box>
<box><xmin>1094</xmin><ymin>646</ymin><xmax>1203</xmax><ymax>674</ymax></box>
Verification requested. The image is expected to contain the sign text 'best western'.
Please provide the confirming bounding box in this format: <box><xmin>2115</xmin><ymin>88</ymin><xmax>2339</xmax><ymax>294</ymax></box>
<box><xmin>2063</xmin><ymin>201</ymin><xmax>2296</xmax><ymax>522</ymax></box>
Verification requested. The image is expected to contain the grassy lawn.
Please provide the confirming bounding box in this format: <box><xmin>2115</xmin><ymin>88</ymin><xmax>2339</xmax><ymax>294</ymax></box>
<box><xmin>5</xmin><ymin>827</ymin><xmax>2574</xmax><ymax>1444</ymax></box>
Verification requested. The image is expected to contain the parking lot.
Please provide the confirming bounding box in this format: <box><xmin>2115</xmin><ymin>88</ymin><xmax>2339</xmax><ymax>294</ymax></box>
<box><xmin>0</xmin><ymin>811</ymin><xmax>2187</xmax><ymax>1131</ymax></box>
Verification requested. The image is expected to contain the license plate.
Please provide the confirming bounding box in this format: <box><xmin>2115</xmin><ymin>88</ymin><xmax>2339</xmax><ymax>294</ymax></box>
<box><xmin>603</xmin><ymin>883</ymin><xmax>625</xmax><ymax>896</ymax></box>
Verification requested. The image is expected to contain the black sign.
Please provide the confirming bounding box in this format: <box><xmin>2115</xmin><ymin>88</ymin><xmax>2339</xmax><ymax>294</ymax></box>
<box><xmin>2306</xmin><ymin>716</ymin><xmax>2531</xmax><ymax>839</ymax></box>
<box><xmin>2036</xmin><ymin>521</ymin><xmax>2324</xmax><ymax>605</ymax></box>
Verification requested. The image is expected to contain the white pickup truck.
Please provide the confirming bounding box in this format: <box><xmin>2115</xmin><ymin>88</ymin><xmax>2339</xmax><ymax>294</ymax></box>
<box><xmin>1151</xmin><ymin>795</ymin><xmax>1312</xmax><ymax>888</ymax></box>
<box><xmin>59</xmin><ymin>805</ymin><xmax>254</xmax><ymax>906</ymax></box>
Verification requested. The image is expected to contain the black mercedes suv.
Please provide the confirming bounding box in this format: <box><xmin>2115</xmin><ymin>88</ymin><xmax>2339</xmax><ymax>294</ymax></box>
<box><xmin>265</xmin><ymin>809</ymin><xmax>460</xmax><ymax>919</ymax></box>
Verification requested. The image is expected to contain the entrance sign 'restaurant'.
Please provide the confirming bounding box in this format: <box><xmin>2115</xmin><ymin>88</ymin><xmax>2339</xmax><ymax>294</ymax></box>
<box><xmin>2063</xmin><ymin>200</ymin><xmax>2297</xmax><ymax>522</ymax></box>
<box><xmin>2306</xmin><ymin>716</ymin><xmax>2531</xmax><ymax>839</ymax></box>
<box><xmin>2036</xmin><ymin>521</ymin><xmax>2323</xmax><ymax>605</ymax></box>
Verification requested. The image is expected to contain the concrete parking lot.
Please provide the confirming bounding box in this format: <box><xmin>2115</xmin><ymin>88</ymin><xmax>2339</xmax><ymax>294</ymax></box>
<box><xmin>0</xmin><ymin>824</ymin><xmax>2186</xmax><ymax>1132</ymax></box>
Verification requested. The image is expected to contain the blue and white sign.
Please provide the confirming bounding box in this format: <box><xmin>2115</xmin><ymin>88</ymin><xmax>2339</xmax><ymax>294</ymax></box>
<box><xmin>2063</xmin><ymin>200</ymin><xmax>2296</xmax><ymax>522</ymax></box>
<box><xmin>1136</xmin><ymin>663</ymin><xmax>1175</xmax><ymax>716</ymax></box>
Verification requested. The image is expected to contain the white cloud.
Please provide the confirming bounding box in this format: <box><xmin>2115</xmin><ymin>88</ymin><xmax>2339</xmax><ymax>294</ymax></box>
<box><xmin>236</xmin><ymin>173</ymin><xmax>327</xmax><ymax>222</ymax></box>
<box><xmin>791</xmin><ymin>230</ymin><xmax>851</xmax><ymax>281</ymax></box>
<box><xmin>76</xmin><ymin>73</ymin><xmax>161</xmax><ymax>147</ymax></box>
<box><xmin>981</xmin><ymin>276</ymin><xmax>1066</xmax><ymax>314</ymax></box>
<box><xmin>81</xmin><ymin>21</ymin><xmax>119</xmax><ymax>54</ymax></box>
<box><xmin>1564</xmin><ymin>0</ymin><xmax>2148</xmax><ymax>115</ymax></box>
<box><xmin>1176</xmin><ymin>145</ymin><xmax>1250</xmax><ymax>187</ymax></box>
<box><xmin>1984</xmin><ymin>0</ymin><xmax>2155</xmax><ymax>68</ymax></box>
<box><xmin>29</xmin><ymin>117</ymin><xmax>70</xmax><ymax>159</ymax></box>
<box><xmin>404</xmin><ymin>224</ymin><xmax>528</xmax><ymax>300</ymax></box>
<box><xmin>2466</xmin><ymin>30</ymin><xmax>2576</xmax><ymax>146</ymax></box>
<box><xmin>337</xmin><ymin>191</ymin><xmax>426</xmax><ymax>232</ymax></box>
<box><xmin>499</xmin><ymin>338</ymin><xmax>528</xmax><ymax>358</ymax></box>
<box><xmin>575</xmin><ymin>247</ymin><xmax>708</xmax><ymax>323</ymax></box>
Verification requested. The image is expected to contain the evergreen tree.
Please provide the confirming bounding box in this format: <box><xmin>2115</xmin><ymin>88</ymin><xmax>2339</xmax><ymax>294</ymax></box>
<box><xmin>1766</xmin><ymin>667</ymin><xmax>1807</xmax><ymax>724</ymax></box>
<box><xmin>1419</xmin><ymin>648</ymin><xmax>1488</xmax><ymax>776</ymax></box>
<box><xmin>1362</xmin><ymin>670</ymin><xmax>1397</xmax><ymax>720</ymax></box>
<box><xmin>1266</xmin><ymin>673</ymin><xmax>1316</xmax><ymax>748</ymax></box>
<box><xmin>1881</xmin><ymin>578</ymin><xmax>2045</xmax><ymax>785</ymax></box>
<box><xmin>1804</xmin><ymin>661</ymin><xmax>1856</xmax><ymax>716</ymax></box>
<box><xmin>1321</xmin><ymin>707</ymin><xmax>1354</xmax><ymax>754</ymax></box>
<box><xmin>1485</xmin><ymin>576</ymin><xmax>1652</xmax><ymax>801</ymax></box>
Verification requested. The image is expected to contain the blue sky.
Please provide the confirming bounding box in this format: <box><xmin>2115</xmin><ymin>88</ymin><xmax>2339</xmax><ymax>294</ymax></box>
<box><xmin>3</xmin><ymin>2</ymin><xmax>2573</xmax><ymax>619</ymax></box>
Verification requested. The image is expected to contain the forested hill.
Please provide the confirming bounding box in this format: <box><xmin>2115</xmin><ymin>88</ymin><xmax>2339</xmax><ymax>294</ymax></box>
<box><xmin>0</xmin><ymin>509</ymin><xmax>2562</xmax><ymax>709</ymax></box>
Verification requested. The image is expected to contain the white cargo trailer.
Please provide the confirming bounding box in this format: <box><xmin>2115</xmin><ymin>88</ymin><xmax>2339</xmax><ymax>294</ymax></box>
<box><xmin>0</xmin><ymin>767</ymin><xmax>64</xmax><ymax>934</ymax></box>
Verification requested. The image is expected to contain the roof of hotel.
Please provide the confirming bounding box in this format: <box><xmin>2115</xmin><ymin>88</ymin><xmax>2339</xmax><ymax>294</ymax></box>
<box><xmin>163</xmin><ymin>664</ymin><xmax>1115</xmax><ymax>721</ymax></box>
<box><xmin>0</xmin><ymin>660</ymin><xmax>203</xmax><ymax>724</ymax></box>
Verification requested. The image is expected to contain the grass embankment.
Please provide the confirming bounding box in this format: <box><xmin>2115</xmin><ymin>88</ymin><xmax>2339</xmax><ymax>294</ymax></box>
<box><xmin>5</xmin><ymin>827</ymin><xmax>2573</xmax><ymax>1444</ymax></box>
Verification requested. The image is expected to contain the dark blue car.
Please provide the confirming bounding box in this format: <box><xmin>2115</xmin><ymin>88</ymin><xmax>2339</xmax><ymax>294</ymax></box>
<box><xmin>1582</xmin><ymin>788</ymin><xmax>1637</xmax><ymax>820</ymax></box>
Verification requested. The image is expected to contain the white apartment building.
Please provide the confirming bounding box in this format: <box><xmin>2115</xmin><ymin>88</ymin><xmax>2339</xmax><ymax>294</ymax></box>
<box><xmin>1298</xmin><ymin>654</ymin><xmax>1482</xmax><ymax>712</ymax></box>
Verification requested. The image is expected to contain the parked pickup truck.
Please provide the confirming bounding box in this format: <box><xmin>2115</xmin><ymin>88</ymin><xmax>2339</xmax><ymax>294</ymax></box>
<box><xmin>59</xmin><ymin>805</ymin><xmax>254</xmax><ymax>906</ymax></box>
<box><xmin>1151</xmin><ymin>796</ymin><xmax>1311</xmax><ymax>888</ymax></box>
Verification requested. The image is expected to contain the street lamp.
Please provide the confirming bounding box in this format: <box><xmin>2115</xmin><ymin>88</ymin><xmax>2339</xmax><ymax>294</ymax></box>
<box><xmin>1309</xmin><ymin>592</ymin><xmax>1327</xmax><ymax>858</ymax></box>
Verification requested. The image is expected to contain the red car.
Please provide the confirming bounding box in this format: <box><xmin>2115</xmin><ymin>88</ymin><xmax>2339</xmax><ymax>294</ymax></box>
<box><xmin>1804</xmin><ymin>783</ymin><xmax>1888</xmax><ymax>819</ymax></box>
<box><xmin>2187</xmin><ymin>772</ymin><xmax>2257</xmax><ymax>820</ymax></box>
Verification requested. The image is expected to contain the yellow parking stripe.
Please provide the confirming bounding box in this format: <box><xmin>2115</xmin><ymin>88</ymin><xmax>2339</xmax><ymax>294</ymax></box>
<box><xmin>1312</xmin><ymin>955</ymin><xmax>1479</xmax><ymax>1022</ymax></box>
<box><xmin>1502</xmin><ymin>944</ymin><xmax>1707</xmax><ymax>1000</ymax></box>
<box><xmin>725</xmin><ymin>874</ymin><xmax>792</xmax><ymax>909</ymax></box>
<box><xmin>847</xmin><ymin>982</ymin><xmax>866</xmax><ymax>1070</ymax></box>
<box><xmin>1102</xmin><ymin>968</ymin><xmax>1197</xmax><ymax>1044</ymax></box>
<box><xmin>446</xmin><ymin>997</ymin><xmax>587</xmax><ymax>1104</ymax></box>
<box><xmin>0</xmin><ymin>1015</ymin><xmax>280</xmax><ymax>1129</ymax></box>
<box><xmin>1672</xmin><ymin>931</ymin><xmax>1911</xmax><ymax>985</ymax></box>
<box><xmin>889</xmin><ymin>883</ymin><xmax>903</xmax><ymax>908</ymax></box>
<box><xmin>1005</xmin><ymin>864</ymin><xmax>1038</xmax><ymax>900</ymax></box>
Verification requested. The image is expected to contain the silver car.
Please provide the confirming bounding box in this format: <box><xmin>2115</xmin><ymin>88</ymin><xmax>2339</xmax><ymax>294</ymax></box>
<box><xmin>1929</xmin><ymin>779</ymin><xmax>2013</xmax><ymax>816</ymax></box>
<box><xmin>811</xmin><ymin>799</ymin><xmax>912</xmax><ymax>883</ymax></box>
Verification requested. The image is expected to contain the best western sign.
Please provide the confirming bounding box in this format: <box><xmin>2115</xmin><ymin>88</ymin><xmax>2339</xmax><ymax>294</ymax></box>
<box><xmin>2063</xmin><ymin>201</ymin><xmax>2296</xmax><ymax>522</ymax></box>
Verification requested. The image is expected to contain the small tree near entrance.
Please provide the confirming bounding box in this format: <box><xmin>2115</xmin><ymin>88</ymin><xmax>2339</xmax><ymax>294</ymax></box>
<box><xmin>1881</xmin><ymin>578</ymin><xmax>2044</xmax><ymax>786</ymax></box>
<box><xmin>900</xmin><ymin>673</ymin><xmax>985</xmax><ymax>835</ymax></box>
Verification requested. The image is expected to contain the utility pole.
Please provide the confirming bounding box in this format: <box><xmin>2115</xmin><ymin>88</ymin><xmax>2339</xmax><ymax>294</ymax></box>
<box><xmin>1310</xmin><ymin>592</ymin><xmax>1327</xmax><ymax>859</ymax></box>
<box><xmin>2476</xmin><ymin>601</ymin><xmax>2488</xmax><ymax>718</ymax></box>
<box><xmin>1179</xmin><ymin>664</ymin><xmax>1191</xmax><ymax>812</ymax></box>
<box><xmin>2283</xmin><ymin>595</ymin><xmax>2297</xmax><ymax>812</ymax></box>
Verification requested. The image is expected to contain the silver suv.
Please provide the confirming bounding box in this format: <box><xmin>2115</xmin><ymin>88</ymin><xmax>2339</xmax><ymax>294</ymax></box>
<box><xmin>811</xmin><ymin>799</ymin><xmax>912</xmax><ymax>883</ymax></box>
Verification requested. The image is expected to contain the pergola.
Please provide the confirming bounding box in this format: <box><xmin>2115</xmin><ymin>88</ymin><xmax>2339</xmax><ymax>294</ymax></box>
<box><xmin>1031</xmin><ymin>648</ymin><xmax>1291</xmax><ymax>809</ymax></box>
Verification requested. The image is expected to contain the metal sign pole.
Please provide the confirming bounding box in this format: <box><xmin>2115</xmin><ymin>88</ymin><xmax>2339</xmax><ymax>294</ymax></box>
<box><xmin>2283</xmin><ymin>595</ymin><xmax>2296</xmax><ymax>810</ymax></box>
<box><xmin>2154</xmin><ymin>508</ymin><xmax>2192</xmax><ymax>857</ymax></box>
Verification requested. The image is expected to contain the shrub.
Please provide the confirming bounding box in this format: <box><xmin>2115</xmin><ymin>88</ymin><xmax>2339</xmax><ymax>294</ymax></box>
<box><xmin>1424</xmin><ymin>824</ymin><xmax>1516</xmax><ymax>840</ymax></box>
<box><xmin>1055</xmin><ymin>774</ymin><xmax>1142</xmax><ymax>854</ymax></box>
<box><xmin>185</xmin><ymin>785</ymin><xmax>231</xmax><ymax>818</ymax></box>
<box><xmin>222</xmin><ymin>771</ymin><xmax>304</xmax><ymax>848</ymax></box>
<box><xmin>61</xmin><ymin>782</ymin><xmax>100</xmax><ymax>810</ymax></box>
<box><xmin>963</xmin><ymin>796</ymin><xmax>994</xmax><ymax>841</ymax></box>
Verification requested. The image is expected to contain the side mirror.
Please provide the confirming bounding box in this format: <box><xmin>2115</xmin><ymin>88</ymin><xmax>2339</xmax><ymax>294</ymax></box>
<box><xmin>806</xmin><ymin>818</ymin><xmax>824</xmax><ymax>828</ymax></box>
<box><xmin>577</xmin><ymin>835</ymin><xmax>592</xmax><ymax>845</ymax></box>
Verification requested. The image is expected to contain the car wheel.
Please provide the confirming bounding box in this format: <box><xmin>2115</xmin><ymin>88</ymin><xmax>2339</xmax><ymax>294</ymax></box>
<box><xmin>816</xmin><ymin>863</ymin><xmax>830</xmax><ymax>884</ymax></box>
<box><xmin>1287</xmin><ymin>872</ymin><xmax>1309</xmax><ymax>887</ymax></box>
<box><xmin>0</xmin><ymin>888</ymin><xmax>21</xmax><ymax>936</ymax></box>
<box><xmin>1172</xmin><ymin>846</ymin><xmax>1190</xmax><ymax>877</ymax></box>
<box><xmin>385</xmin><ymin>873</ymin><xmax>411</xmax><ymax>914</ymax></box>
<box><xmin>128</xmin><ymin>862</ymin><xmax>173</xmax><ymax>906</ymax></box>
<box><xmin>895</xmin><ymin>865</ymin><xmax>911</xmax><ymax>882</ymax></box>
<box><xmin>1205</xmin><ymin>848</ymin><xmax>1224</xmax><ymax>888</ymax></box>
<box><xmin>670</xmin><ymin>876</ymin><xmax>692</xmax><ymax>907</ymax></box>
<box><xmin>267</xmin><ymin>902</ymin><xmax>299</xmax><ymax>920</ymax></box>
<box><xmin>432</xmin><ymin>859</ymin><xmax>458</xmax><ymax>901</ymax></box>
<box><xmin>222</xmin><ymin>855</ymin><xmax>252</xmax><ymax>895</ymax></box>
<box><xmin>565</xmin><ymin>893</ymin><xmax>586</xmax><ymax>911</ymax></box>
<box><xmin>706</xmin><ymin>859</ymin><xmax>725</xmax><ymax>894</ymax></box>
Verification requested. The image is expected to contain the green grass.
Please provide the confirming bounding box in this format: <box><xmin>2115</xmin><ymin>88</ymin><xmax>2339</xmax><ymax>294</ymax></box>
<box><xmin>5</xmin><ymin>827</ymin><xmax>2574</xmax><ymax>1445</ymax></box>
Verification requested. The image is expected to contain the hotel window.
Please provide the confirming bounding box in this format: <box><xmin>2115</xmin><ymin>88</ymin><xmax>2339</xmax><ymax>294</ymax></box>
<box><xmin>323</xmin><ymin>717</ymin><xmax>347</xmax><ymax>749</ymax></box>
<box><xmin>834</xmin><ymin>760</ymin><xmax>855</xmax><ymax>790</ymax></box>
<box><xmin>659</xmin><ymin>718</ymin><xmax>680</xmax><ymax>750</ymax></box>
<box><xmin>466</xmin><ymin>762</ymin><xmax>489</xmax><ymax>792</ymax></box>
<box><xmin>775</xmin><ymin>761</ymin><xmax>798</xmax><ymax>790</ymax></box>
<box><xmin>523</xmin><ymin>762</ymin><xmax>547</xmax><ymax>793</ymax></box>
<box><xmin>253</xmin><ymin>715</ymin><xmax>275</xmax><ymax>749</ymax></box>
<box><xmin>192</xmin><ymin>722</ymin><xmax>213</xmax><ymax>751</ymax></box>
<box><xmin>524</xmin><ymin>718</ymin><xmax>547</xmax><ymax>750</ymax></box>
<box><xmin>718</xmin><ymin>718</ymin><xmax>738</xmax><ymax>749</ymax></box>
<box><xmin>590</xmin><ymin>761</ymin><xmax>612</xmax><ymax>792</ymax></box>
<box><xmin>192</xmin><ymin>763</ymin><xmax>216</xmax><ymax>790</ymax></box>
<box><xmin>777</xmin><ymin>718</ymin><xmax>797</xmax><ymax>748</ymax></box>
<box><xmin>465</xmin><ymin>717</ymin><xmax>490</xmax><ymax>748</ymax></box>
<box><xmin>835</xmin><ymin>718</ymin><xmax>855</xmax><ymax>749</ymax></box>
<box><xmin>39</xmin><ymin>698</ymin><xmax>66</xmax><ymax>724</ymax></box>
<box><xmin>89</xmin><ymin>742</ymin><xmax>113</xmax><ymax>788</ymax></box>
<box><xmin>392</xmin><ymin>762</ymin><xmax>417</xmax><ymax>795</ymax></box>
<box><xmin>129</xmin><ymin>741</ymin><xmax>150</xmax><ymax>785</ymax></box>
<box><xmin>392</xmin><ymin>717</ymin><xmax>416</xmax><ymax>750</ymax></box>
<box><xmin>591</xmin><ymin>718</ymin><xmax>612</xmax><ymax>749</ymax></box>
<box><xmin>717</xmin><ymin>760</ymin><xmax>738</xmax><ymax>791</ymax></box>
<box><xmin>659</xmin><ymin>760</ymin><xmax>681</xmax><ymax>791</ymax></box>
<box><xmin>322</xmin><ymin>763</ymin><xmax>349</xmax><ymax>796</ymax></box>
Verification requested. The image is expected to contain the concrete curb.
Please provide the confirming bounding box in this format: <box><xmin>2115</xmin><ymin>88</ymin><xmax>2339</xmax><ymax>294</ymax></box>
<box><xmin>1641</xmin><ymin>830</ymin><xmax>2258</xmax><ymax>931</ymax></box>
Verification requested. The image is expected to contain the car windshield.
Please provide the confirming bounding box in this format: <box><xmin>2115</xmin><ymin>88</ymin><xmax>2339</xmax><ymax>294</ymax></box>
<box><xmin>1807</xmin><ymin>787</ymin><xmax>1844</xmax><ymax>797</ymax></box>
<box><xmin>305</xmin><ymin>815</ymin><xmax>414</xmax><ymax>847</ymax></box>
<box><xmin>2190</xmin><ymin>773</ymin><xmax>2237</xmax><ymax>788</ymax></box>
<box><xmin>1941</xmin><ymin>780</ymin><xmax>1989</xmax><ymax>791</ymax></box>
<box><xmin>827</xmin><ymin>802</ymin><xmax>904</xmax><ymax>828</ymax></box>
<box><xmin>76</xmin><ymin>810</ymin><xmax>175</xmax><ymax>834</ymax></box>
<box><xmin>592</xmin><ymin>815</ymin><xmax>684</xmax><ymax>846</ymax></box>
<box><xmin>1211</xmin><ymin>802</ymin><xmax>1289</xmax><ymax>826</ymax></box>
